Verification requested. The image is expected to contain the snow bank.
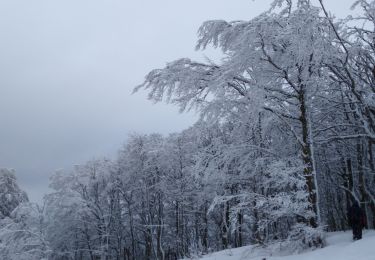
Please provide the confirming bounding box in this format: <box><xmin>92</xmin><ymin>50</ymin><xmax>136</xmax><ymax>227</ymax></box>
<box><xmin>188</xmin><ymin>230</ymin><xmax>375</xmax><ymax>260</ymax></box>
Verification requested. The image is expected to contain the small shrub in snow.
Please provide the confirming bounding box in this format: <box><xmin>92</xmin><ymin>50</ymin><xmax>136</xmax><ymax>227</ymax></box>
<box><xmin>281</xmin><ymin>224</ymin><xmax>325</xmax><ymax>253</ymax></box>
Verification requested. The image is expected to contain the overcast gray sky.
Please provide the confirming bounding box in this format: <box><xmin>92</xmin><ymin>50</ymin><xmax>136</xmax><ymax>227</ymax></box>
<box><xmin>0</xmin><ymin>0</ymin><xmax>355</xmax><ymax>202</ymax></box>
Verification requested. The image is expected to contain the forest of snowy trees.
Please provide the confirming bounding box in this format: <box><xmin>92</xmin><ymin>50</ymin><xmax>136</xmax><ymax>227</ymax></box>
<box><xmin>2</xmin><ymin>0</ymin><xmax>375</xmax><ymax>259</ymax></box>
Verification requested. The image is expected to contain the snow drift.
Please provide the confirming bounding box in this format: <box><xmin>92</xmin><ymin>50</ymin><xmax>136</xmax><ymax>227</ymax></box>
<box><xmin>188</xmin><ymin>231</ymin><xmax>375</xmax><ymax>260</ymax></box>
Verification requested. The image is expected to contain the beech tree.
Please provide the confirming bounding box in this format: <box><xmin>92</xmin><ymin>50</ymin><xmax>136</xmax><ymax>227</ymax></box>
<box><xmin>134</xmin><ymin>0</ymin><xmax>338</xmax><ymax>244</ymax></box>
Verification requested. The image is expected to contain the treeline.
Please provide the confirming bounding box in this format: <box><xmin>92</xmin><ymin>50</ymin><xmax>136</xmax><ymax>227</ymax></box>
<box><xmin>2</xmin><ymin>0</ymin><xmax>375</xmax><ymax>259</ymax></box>
<box><xmin>0</xmin><ymin>126</ymin><xmax>322</xmax><ymax>259</ymax></box>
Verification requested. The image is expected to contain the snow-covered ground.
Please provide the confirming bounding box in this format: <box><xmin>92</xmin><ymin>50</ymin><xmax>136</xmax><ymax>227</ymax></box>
<box><xmin>187</xmin><ymin>230</ymin><xmax>375</xmax><ymax>260</ymax></box>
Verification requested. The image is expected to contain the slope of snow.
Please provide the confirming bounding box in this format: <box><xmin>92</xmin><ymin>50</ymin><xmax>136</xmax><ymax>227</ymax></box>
<box><xmin>187</xmin><ymin>230</ymin><xmax>375</xmax><ymax>260</ymax></box>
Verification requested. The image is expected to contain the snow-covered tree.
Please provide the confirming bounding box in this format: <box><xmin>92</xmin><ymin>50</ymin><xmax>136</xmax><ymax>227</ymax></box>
<box><xmin>134</xmin><ymin>0</ymin><xmax>340</xmax><ymax>247</ymax></box>
<box><xmin>0</xmin><ymin>169</ymin><xmax>28</xmax><ymax>219</ymax></box>
<box><xmin>0</xmin><ymin>202</ymin><xmax>50</xmax><ymax>260</ymax></box>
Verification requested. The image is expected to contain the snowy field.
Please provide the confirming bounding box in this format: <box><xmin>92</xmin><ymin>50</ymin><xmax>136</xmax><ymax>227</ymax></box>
<box><xmin>187</xmin><ymin>231</ymin><xmax>375</xmax><ymax>260</ymax></box>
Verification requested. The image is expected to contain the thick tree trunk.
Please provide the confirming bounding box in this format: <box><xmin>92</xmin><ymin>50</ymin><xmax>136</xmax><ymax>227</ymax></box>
<box><xmin>366</xmin><ymin>140</ymin><xmax>375</xmax><ymax>229</ymax></box>
<box><xmin>157</xmin><ymin>194</ymin><xmax>165</xmax><ymax>260</ymax></box>
<box><xmin>221</xmin><ymin>202</ymin><xmax>230</xmax><ymax>249</ymax></box>
<box><xmin>202</xmin><ymin>204</ymin><xmax>208</xmax><ymax>252</ymax></box>
<box><xmin>357</xmin><ymin>141</ymin><xmax>369</xmax><ymax>229</ymax></box>
<box><xmin>145</xmin><ymin>228</ymin><xmax>152</xmax><ymax>260</ymax></box>
<box><xmin>237</xmin><ymin>211</ymin><xmax>243</xmax><ymax>247</ymax></box>
<box><xmin>299</xmin><ymin>90</ymin><xmax>318</xmax><ymax>228</ymax></box>
<box><xmin>175</xmin><ymin>201</ymin><xmax>180</xmax><ymax>257</ymax></box>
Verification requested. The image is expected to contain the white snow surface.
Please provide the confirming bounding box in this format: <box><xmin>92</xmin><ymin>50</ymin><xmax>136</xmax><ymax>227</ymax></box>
<box><xmin>186</xmin><ymin>231</ymin><xmax>375</xmax><ymax>260</ymax></box>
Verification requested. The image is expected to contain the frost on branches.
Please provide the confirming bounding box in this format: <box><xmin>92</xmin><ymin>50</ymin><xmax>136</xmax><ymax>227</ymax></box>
<box><xmin>134</xmin><ymin>0</ymin><xmax>375</xmax><ymax>253</ymax></box>
<box><xmin>0</xmin><ymin>169</ymin><xmax>50</xmax><ymax>260</ymax></box>
<box><xmin>0</xmin><ymin>168</ymin><xmax>28</xmax><ymax>218</ymax></box>
<box><xmin>3</xmin><ymin>0</ymin><xmax>375</xmax><ymax>259</ymax></box>
<box><xmin>136</xmin><ymin>0</ymin><xmax>335</xmax><ymax>248</ymax></box>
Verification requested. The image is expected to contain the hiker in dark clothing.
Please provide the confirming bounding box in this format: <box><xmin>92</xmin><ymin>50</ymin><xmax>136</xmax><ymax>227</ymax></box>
<box><xmin>347</xmin><ymin>201</ymin><xmax>365</xmax><ymax>240</ymax></box>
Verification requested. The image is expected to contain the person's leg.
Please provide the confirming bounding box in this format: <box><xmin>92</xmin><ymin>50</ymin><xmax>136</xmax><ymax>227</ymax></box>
<box><xmin>352</xmin><ymin>226</ymin><xmax>356</xmax><ymax>240</ymax></box>
<box><xmin>353</xmin><ymin>224</ymin><xmax>359</xmax><ymax>240</ymax></box>
<box><xmin>358</xmin><ymin>225</ymin><xmax>362</xmax><ymax>240</ymax></box>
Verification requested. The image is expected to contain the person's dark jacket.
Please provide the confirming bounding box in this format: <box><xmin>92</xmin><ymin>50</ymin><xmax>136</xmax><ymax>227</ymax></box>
<box><xmin>347</xmin><ymin>202</ymin><xmax>366</xmax><ymax>228</ymax></box>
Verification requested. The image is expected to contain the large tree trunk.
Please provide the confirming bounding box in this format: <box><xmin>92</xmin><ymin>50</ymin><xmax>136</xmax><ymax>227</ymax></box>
<box><xmin>145</xmin><ymin>227</ymin><xmax>152</xmax><ymax>260</ymax></box>
<box><xmin>221</xmin><ymin>202</ymin><xmax>230</xmax><ymax>249</ymax></box>
<box><xmin>367</xmin><ymin>140</ymin><xmax>375</xmax><ymax>229</ymax></box>
<box><xmin>202</xmin><ymin>204</ymin><xmax>209</xmax><ymax>252</ymax></box>
<box><xmin>357</xmin><ymin>140</ymin><xmax>369</xmax><ymax>229</ymax></box>
<box><xmin>127</xmin><ymin>200</ymin><xmax>136</xmax><ymax>260</ymax></box>
<box><xmin>157</xmin><ymin>194</ymin><xmax>165</xmax><ymax>260</ymax></box>
<box><xmin>236</xmin><ymin>211</ymin><xmax>243</xmax><ymax>247</ymax></box>
<box><xmin>299</xmin><ymin>90</ymin><xmax>318</xmax><ymax>228</ymax></box>
<box><xmin>175</xmin><ymin>201</ymin><xmax>180</xmax><ymax>258</ymax></box>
